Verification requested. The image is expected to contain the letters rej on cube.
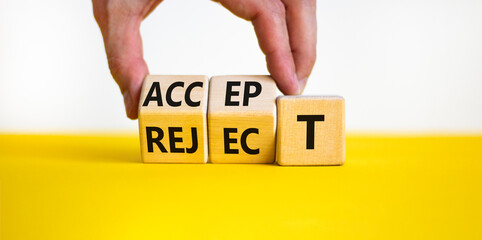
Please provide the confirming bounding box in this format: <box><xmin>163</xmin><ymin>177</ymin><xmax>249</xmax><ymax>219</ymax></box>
<box><xmin>138</xmin><ymin>75</ymin><xmax>208</xmax><ymax>163</ymax></box>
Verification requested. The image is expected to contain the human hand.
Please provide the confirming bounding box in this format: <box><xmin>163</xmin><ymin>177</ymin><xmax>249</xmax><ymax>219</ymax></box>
<box><xmin>93</xmin><ymin>0</ymin><xmax>317</xmax><ymax>119</ymax></box>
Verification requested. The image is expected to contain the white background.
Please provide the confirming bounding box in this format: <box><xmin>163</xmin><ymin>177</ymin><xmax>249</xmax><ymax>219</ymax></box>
<box><xmin>0</xmin><ymin>0</ymin><xmax>481</xmax><ymax>133</ymax></box>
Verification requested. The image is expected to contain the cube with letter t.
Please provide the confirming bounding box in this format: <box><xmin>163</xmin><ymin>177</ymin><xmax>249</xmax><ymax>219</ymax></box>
<box><xmin>208</xmin><ymin>75</ymin><xmax>277</xmax><ymax>163</ymax></box>
<box><xmin>276</xmin><ymin>96</ymin><xmax>345</xmax><ymax>166</ymax></box>
<box><xmin>138</xmin><ymin>75</ymin><xmax>208</xmax><ymax>163</ymax></box>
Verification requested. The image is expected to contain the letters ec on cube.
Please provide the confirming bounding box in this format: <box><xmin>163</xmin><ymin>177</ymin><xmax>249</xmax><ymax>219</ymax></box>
<box><xmin>208</xmin><ymin>75</ymin><xmax>277</xmax><ymax>163</ymax></box>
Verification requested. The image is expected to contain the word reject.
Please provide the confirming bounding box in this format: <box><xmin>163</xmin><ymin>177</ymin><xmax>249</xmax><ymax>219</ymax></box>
<box><xmin>138</xmin><ymin>75</ymin><xmax>345</xmax><ymax>165</ymax></box>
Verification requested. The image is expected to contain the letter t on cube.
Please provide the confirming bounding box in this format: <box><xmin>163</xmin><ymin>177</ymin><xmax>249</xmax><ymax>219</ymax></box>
<box><xmin>138</xmin><ymin>75</ymin><xmax>209</xmax><ymax>163</ymax></box>
<box><xmin>276</xmin><ymin>96</ymin><xmax>345</xmax><ymax>166</ymax></box>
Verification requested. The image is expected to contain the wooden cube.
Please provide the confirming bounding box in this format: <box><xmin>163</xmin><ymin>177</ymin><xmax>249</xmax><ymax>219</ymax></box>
<box><xmin>276</xmin><ymin>96</ymin><xmax>345</xmax><ymax>166</ymax></box>
<box><xmin>138</xmin><ymin>75</ymin><xmax>208</xmax><ymax>163</ymax></box>
<box><xmin>208</xmin><ymin>75</ymin><xmax>277</xmax><ymax>163</ymax></box>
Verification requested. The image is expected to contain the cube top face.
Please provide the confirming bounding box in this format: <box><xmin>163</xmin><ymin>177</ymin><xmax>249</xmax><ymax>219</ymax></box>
<box><xmin>139</xmin><ymin>75</ymin><xmax>208</xmax><ymax>115</ymax></box>
<box><xmin>208</xmin><ymin>75</ymin><xmax>277</xmax><ymax>163</ymax></box>
<box><xmin>138</xmin><ymin>75</ymin><xmax>209</xmax><ymax>163</ymax></box>
<box><xmin>208</xmin><ymin>75</ymin><xmax>276</xmax><ymax>115</ymax></box>
<box><xmin>276</xmin><ymin>96</ymin><xmax>345</xmax><ymax>166</ymax></box>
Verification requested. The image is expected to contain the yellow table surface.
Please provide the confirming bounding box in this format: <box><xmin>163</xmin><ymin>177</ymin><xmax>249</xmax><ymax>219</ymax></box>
<box><xmin>0</xmin><ymin>134</ymin><xmax>481</xmax><ymax>239</ymax></box>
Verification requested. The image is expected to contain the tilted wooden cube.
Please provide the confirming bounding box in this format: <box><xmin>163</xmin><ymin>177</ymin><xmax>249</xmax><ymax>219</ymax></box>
<box><xmin>276</xmin><ymin>96</ymin><xmax>345</xmax><ymax>166</ymax></box>
<box><xmin>138</xmin><ymin>75</ymin><xmax>208</xmax><ymax>163</ymax></box>
<box><xmin>208</xmin><ymin>75</ymin><xmax>277</xmax><ymax>163</ymax></box>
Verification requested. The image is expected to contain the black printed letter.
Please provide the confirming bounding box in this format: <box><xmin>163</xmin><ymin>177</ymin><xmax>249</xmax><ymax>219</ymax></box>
<box><xmin>186</xmin><ymin>127</ymin><xmax>199</xmax><ymax>153</ymax></box>
<box><xmin>240</xmin><ymin>128</ymin><xmax>259</xmax><ymax>154</ymax></box>
<box><xmin>142</xmin><ymin>82</ymin><xmax>163</xmax><ymax>107</ymax></box>
<box><xmin>224</xmin><ymin>128</ymin><xmax>239</xmax><ymax>154</ymax></box>
<box><xmin>225</xmin><ymin>81</ymin><xmax>241</xmax><ymax>106</ymax></box>
<box><xmin>168</xmin><ymin>127</ymin><xmax>185</xmax><ymax>153</ymax></box>
<box><xmin>243</xmin><ymin>81</ymin><xmax>262</xmax><ymax>106</ymax></box>
<box><xmin>297</xmin><ymin>115</ymin><xmax>325</xmax><ymax>149</ymax></box>
<box><xmin>166</xmin><ymin>82</ymin><xmax>184</xmax><ymax>107</ymax></box>
<box><xmin>146</xmin><ymin>126</ymin><xmax>167</xmax><ymax>152</ymax></box>
<box><xmin>185</xmin><ymin>82</ymin><xmax>203</xmax><ymax>107</ymax></box>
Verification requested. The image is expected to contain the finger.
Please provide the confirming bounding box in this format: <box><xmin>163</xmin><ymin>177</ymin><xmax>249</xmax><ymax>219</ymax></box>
<box><xmin>94</xmin><ymin>3</ymin><xmax>148</xmax><ymax>119</ymax></box>
<box><xmin>283</xmin><ymin>0</ymin><xmax>317</xmax><ymax>93</ymax></box>
<box><xmin>143</xmin><ymin>0</ymin><xmax>163</xmax><ymax>20</ymax></box>
<box><xmin>252</xmin><ymin>3</ymin><xmax>299</xmax><ymax>94</ymax></box>
<box><xmin>215</xmin><ymin>0</ymin><xmax>300</xmax><ymax>94</ymax></box>
<box><xmin>105</xmin><ymin>23</ymin><xmax>148</xmax><ymax>120</ymax></box>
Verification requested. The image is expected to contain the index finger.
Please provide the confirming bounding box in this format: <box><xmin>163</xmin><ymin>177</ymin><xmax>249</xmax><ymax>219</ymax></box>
<box><xmin>283</xmin><ymin>0</ymin><xmax>317</xmax><ymax>93</ymax></box>
<box><xmin>215</xmin><ymin>0</ymin><xmax>300</xmax><ymax>94</ymax></box>
<box><xmin>251</xmin><ymin>2</ymin><xmax>300</xmax><ymax>94</ymax></box>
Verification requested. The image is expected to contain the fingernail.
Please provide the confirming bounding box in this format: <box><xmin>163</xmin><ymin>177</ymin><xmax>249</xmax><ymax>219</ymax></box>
<box><xmin>298</xmin><ymin>78</ymin><xmax>308</xmax><ymax>94</ymax></box>
<box><xmin>293</xmin><ymin>73</ymin><xmax>301</xmax><ymax>95</ymax></box>
<box><xmin>123</xmin><ymin>91</ymin><xmax>133</xmax><ymax>118</ymax></box>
